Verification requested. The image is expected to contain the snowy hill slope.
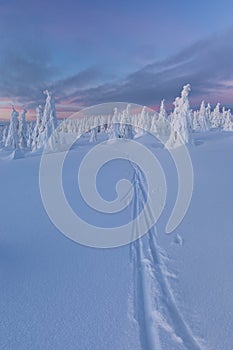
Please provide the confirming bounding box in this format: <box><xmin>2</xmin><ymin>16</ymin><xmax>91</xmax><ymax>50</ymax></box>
<box><xmin>0</xmin><ymin>131</ymin><xmax>233</xmax><ymax>350</ymax></box>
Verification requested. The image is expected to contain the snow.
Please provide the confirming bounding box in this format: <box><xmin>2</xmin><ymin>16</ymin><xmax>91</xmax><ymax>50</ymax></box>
<box><xmin>36</xmin><ymin>91</ymin><xmax>58</xmax><ymax>150</ymax></box>
<box><xmin>1</xmin><ymin>129</ymin><xmax>233</xmax><ymax>349</ymax></box>
<box><xmin>31</xmin><ymin>105</ymin><xmax>43</xmax><ymax>152</ymax></box>
<box><xmin>18</xmin><ymin>109</ymin><xmax>27</xmax><ymax>150</ymax></box>
<box><xmin>5</xmin><ymin>107</ymin><xmax>19</xmax><ymax>149</ymax></box>
<box><xmin>1</xmin><ymin>83</ymin><xmax>233</xmax><ymax>349</ymax></box>
<box><xmin>2</xmin><ymin>84</ymin><xmax>233</xmax><ymax>156</ymax></box>
<box><xmin>166</xmin><ymin>84</ymin><xmax>192</xmax><ymax>148</ymax></box>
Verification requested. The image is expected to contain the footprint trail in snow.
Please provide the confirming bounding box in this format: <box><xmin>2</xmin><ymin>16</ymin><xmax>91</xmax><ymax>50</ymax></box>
<box><xmin>128</xmin><ymin>163</ymin><xmax>203</xmax><ymax>350</ymax></box>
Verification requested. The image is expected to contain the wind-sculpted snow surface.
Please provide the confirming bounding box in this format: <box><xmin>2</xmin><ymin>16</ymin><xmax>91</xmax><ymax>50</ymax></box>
<box><xmin>1</xmin><ymin>131</ymin><xmax>233</xmax><ymax>349</ymax></box>
<box><xmin>129</xmin><ymin>164</ymin><xmax>203</xmax><ymax>350</ymax></box>
<box><xmin>39</xmin><ymin>102</ymin><xmax>194</xmax><ymax>247</ymax></box>
<box><xmin>1</xmin><ymin>85</ymin><xmax>233</xmax><ymax>349</ymax></box>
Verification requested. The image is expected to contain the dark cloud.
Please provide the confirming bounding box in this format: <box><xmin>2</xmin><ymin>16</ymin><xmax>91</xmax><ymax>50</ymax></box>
<box><xmin>0</xmin><ymin>39</ymin><xmax>57</xmax><ymax>107</ymax></box>
<box><xmin>62</xmin><ymin>29</ymin><xmax>233</xmax><ymax>108</ymax></box>
<box><xmin>52</xmin><ymin>68</ymin><xmax>106</xmax><ymax>99</ymax></box>
<box><xmin>0</xmin><ymin>37</ymin><xmax>107</xmax><ymax>110</ymax></box>
<box><xmin>2</xmin><ymin>29</ymin><xmax>233</xmax><ymax>112</ymax></box>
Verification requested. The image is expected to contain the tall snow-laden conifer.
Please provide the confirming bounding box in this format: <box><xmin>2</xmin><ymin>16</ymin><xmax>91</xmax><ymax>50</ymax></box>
<box><xmin>166</xmin><ymin>84</ymin><xmax>192</xmax><ymax>148</ymax></box>
<box><xmin>18</xmin><ymin>109</ymin><xmax>27</xmax><ymax>149</ymax></box>
<box><xmin>5</xmin><ymin>106</ymin><xmax>19</xmax><ymax>149</ymax></box>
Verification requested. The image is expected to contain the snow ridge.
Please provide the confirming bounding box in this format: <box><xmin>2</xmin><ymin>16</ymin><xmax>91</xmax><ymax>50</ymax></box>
<box><xmin>129</xmin><ymin>163</ymin><xmax>203</xmax><ymax>350</ymax></box>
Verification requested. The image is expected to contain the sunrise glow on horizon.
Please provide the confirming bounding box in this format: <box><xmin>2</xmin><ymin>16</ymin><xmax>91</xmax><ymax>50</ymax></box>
<box><xmin>1</xmin><ymin>0</ymin><xmax>233</xmax><ymax>117</ymax></box>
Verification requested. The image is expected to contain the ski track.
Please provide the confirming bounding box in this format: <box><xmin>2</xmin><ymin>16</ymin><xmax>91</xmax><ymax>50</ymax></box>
<box><xmin>129</xmin><ymin>163</ymin><xmax>204</xmax><ymax>350</ymax></box>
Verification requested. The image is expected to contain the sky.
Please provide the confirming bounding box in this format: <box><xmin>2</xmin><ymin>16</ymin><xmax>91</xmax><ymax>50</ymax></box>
<box><xmin>1</xmin><ymin>0</ymin><xmax>233</xmax><ymax>119</ymax></box>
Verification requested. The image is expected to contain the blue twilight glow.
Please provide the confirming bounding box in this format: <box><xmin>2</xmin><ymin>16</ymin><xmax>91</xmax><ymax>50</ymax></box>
<box><xmin>1</xmin><ymin>0</ymin><xmax>233</xmax><ymax>118</ymax></box>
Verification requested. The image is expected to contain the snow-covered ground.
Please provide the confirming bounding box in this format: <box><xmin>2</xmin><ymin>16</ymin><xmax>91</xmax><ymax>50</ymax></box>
<box><xmin>0</xmin><ymin>130</ymin><xmax>233</xmax><ymax>350</ymax></box>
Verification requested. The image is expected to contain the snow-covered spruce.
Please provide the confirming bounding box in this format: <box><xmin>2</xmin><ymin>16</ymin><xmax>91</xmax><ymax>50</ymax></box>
<box><xmin>31</xmin><ymin>105</ymin><xmax>43</xmax><ymax>152</ymax></box>
<box><xmin>0</xmin><ymin>126</ymin><xmax>4</xmax><ymax>148</ymax></box>
<box><xmin>166</xmin><ymin>84</ymin><xmax>193</xmax><ymax>148</ymax></box>
<box><xmin>211</xmin><ymin>103</ymin><xmax>222</xmax><ymax>129</ymax></box>
<box><xmin>223</xmin><ymin>109</ymin><xmax>233</xmax><ymax>131</ymax></box>
<box><xmin>192</xmin><ymin>110</ymin><xmax>200</xmax><ymax>131</ymax></box>
<box><xmin>0</xmin><ymin>124</ymin><xmax>8</xmax><ymax>149</ymax></box>
<box><xmin>99</xmin><ymin>115</ymin><xmax>107</xmax><ymax>134</ymax></box>
<box><xmin>26</xmin><ymin>121</ymin><xmax>35</xmax><ymax>149</ymax></box>
<box><xmin>108</xmin><ymin>107</ymin><xmax>120</xmax><ymax>140</ymax></box>
<box><xmin>5</xmin><ymin>106</ymin><xmax>19</xmax><ymax>149</ymax></box>
<box><xmin>36</xmin><ymin>91</ymin><xmax>58</xmax><ymax>150</ymax></box>
<box><xmin>134</xmin><ymin>106</ymin><xmax>147</xmax><ymax>138</ymax></box>
<box><xmin>89</xmin><ymin>126</ymin><xmax>98</xmax><ymax>143</ymax></box>
<box><xmin>136</xmin><ymin>106</ymin><xmax>146</xmax><ymax>135</ymax></box>
<box><xmin>156</xmin><ymin>99</ymin><xmax>170</xmax><ymax>137</ymax></box>
<box><xmin>18</xmin><ymin>109</ymin><xmax>28</xmax><ymax>149</ymax></box>
<box><xmin>194</xmin><ymin>101</ymin><xmax>210</xmax><ymax>132</ymax></box>
<box><xmin>199</xmin><ymin>101</ymin><xmax>210</xmax><ymax>131</ymax></box>
<box><xmin>1</xmin><ymin>83</ymin><xmax>233</xmax><ymax>154</ymax></box>
<box><xmin>206</xmin><ymin>103</ymin><xmax>212</xmax><ymax>123</ymax></box>
<box><xmin>118</xmin><ymin>104</ymin><xmax>133</xmax><ymax>139</ymax></box>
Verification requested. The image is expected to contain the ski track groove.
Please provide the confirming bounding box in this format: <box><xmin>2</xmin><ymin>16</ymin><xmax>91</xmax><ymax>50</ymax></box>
<box><xmin>130</xmin><ymin>162</ymin><xmax>203</xmax><ymax>350</ymax></box>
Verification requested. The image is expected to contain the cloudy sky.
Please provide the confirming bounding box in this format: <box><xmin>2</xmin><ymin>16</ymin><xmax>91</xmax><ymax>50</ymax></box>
<box><xmin>1</xmin><ymin>0</ymin><xmax>233</xmax><ymax>119</ymax></box>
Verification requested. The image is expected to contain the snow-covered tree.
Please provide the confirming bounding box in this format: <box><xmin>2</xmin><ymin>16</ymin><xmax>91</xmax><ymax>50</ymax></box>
<box><xmin>223</xmin><ymin>109</ymin><xmax>233</xmax><ymax>131</ymax></box>
<box><xmin>157</xmin><ymin>99</ymin><xmax>169</xmax><ymax>137</ymax></box>
<box><xmin>221</xmin><ymin>107</ymin><xmax>227</xmax><ymax>127</ymax></box>
<box><xmin>99</xmin><ymin>115</ymin><xmax>106</xmax><ymax>134</ymax></box>
<box><xmin>43</xmin><ymin>90</ymin><xmax>57</xmax><ymax>130</ymax></box>
<box><xmin>1</xmin><ymin>124</ymin><xmax>8</xmax><ymax>148</ymax></box>
<box><xmin>192</xmin><ymin>110</ymin><xmax>200</xmax><ymax>131</ymax></box>
<box><xmin>37</xmin><ymin>91</ymin><xmax>58</xmax><ymax>149</ymax></box>
<box><xmin>198</xmin><ymin>101</ymin><xmax>210</xmax><ymax>132</ymax></box>
<box><xmin>119</xmin><ymin>104</ymin><xmax>133</xmax><ymax>139</ymax></box>
<box><xmin>150</xmin><ymin>112</ymin><xmax>158</xmax><ymax>133</ymax></box>
<box><xmin>211</xmin><ymin>103</ymin><xmax>221</xmax><ymax>129</ymax></box>
<box><xmin>134</xmin><ymin>106</ymin><xmax>147</xmax><ymax>138</ymax></box>
<box><xmin>31</xmin><ymin>105</ymin><xmax>43</xmax><ymax>151</ymax></box>
<box><xmin>89</xmin><ymin>127</ymin><xmax>98</xmax><ymax>143</ymax></box>
<box><xmin>166</xmin><ymin>84</ymin><xmax>192</xmax><ymax>148</ymax></box>
<box><xmin>5</xmin><ymin>106</ymin><xmax>19</xmax><ymax>149</ymax></box>
<box><xmin>18</xmin><ymin>109</ymin><xmax>27</xmax><ymax>149</ymax></box>
<box><xmin>206</xmin><ymin>103</ymin><xmax>211</xmax><ymax>122</ymax></box>
<box><xmin>0</xmin><ymin>126</ymin><xmax>3</xmax><ymax>148</ymax></box>
<box><xmin>27</xmin><ymin>121</ymin><xmax>35</xmax><ymax>148</ymax></box>
<box><xmin>108</xmin><ymin>107</ymin><xmax>120</xmax><ymax>140</ymax></box>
